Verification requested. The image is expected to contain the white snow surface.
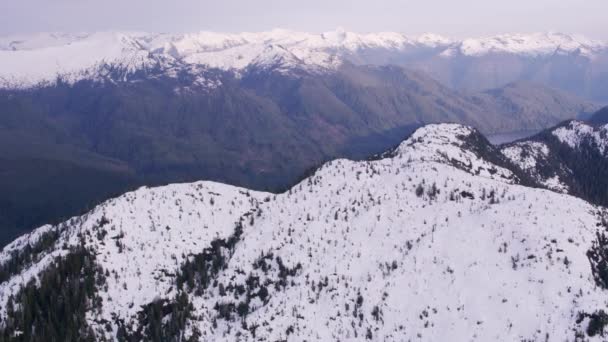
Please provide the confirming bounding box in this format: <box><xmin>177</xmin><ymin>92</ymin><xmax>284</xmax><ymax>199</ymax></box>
<box><xmin>0</xmin><ymin>29</ymin><xmax>605</xmax><ymax>88</ymax></box>
<box><xmin>1</xmin><ymin>123</ymin><xmax>608</xmax><ymax>340</ymax></box>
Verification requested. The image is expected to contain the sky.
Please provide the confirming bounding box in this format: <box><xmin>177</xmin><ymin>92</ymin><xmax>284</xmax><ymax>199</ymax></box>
<box><xmin>1</xmin><ymin>0</ymin><xmax>606</xmax><ymax>40</ymax></box>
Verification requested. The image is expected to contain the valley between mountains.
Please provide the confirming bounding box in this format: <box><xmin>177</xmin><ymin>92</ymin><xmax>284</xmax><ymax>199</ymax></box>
<box><xmin>3</xmin><ymin>123</ymin><xmax>608</xmax><ymax>341</ymax></box>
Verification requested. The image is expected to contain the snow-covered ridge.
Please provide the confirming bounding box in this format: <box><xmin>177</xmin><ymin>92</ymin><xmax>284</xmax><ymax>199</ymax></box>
<box><xmin>3</xmin><ymin>123</ymin><xmax>608</xmax><ymax>340</ymax></box>
<box><xmin>0</xmin><ymin>32</ymin><xmax>167</xmax><ymax>88</ymax></box>
<box><xmin>0</xmin><ymin>29</ymin><xmax>605</xmax><ymax>88</ymax></box>
<box><xmin>396</xmin><ymin>123</ymin><xmax>517</xmax><ymax>182</ymax></box>
<box><xmin>456</xmin><ymin>32</ymin><xmax>605</xmax><ymax>57</ymax></box>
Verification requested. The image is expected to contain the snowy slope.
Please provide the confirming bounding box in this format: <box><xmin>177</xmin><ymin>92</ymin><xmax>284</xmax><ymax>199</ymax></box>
<box><xmin>0</xmin><ymin>29</ymin><xmax>605</xmax><ymax>88</ymax></box>
<box><xmin>2</xmin><ymin>123</ymin><xmax>608</xmax><ymax>340</ymax></box>
<box><xmin>0</xmin><ymin>32</ymin><xmax>172</xmax><ymax>87</ymax></box>
<box><xmin>552</xmin><ymin>121</ymin><xmax>608</xmax><ymax>153</ymax></box>
<box><xmin>0</xmin><ymin>181</ymin><xmax>268</xmax><ymax>321</ymax></box>
<box><xmin>501</xmin><ymin>140</ymin><xmax>570</xmax><ymax>192</ymax></box>
<box><xmin>501</xmin><ymin>120</ymin><xmax>608</xmax><ymax>195</ymax></box>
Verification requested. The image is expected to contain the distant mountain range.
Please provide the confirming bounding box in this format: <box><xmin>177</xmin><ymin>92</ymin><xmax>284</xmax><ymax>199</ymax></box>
<box><xmin>3</xmin><ymin>122</ymin><xmax>608</xmax><ymax>341</ymax></box>
<box><xmin>1</xmin><ymin>30</ymin><xmax>607</xmax><ymax>102</ymax></box>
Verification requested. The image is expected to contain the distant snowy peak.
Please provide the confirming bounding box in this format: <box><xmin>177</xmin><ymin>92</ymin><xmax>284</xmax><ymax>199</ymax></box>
<box><xmin>0</xmin><ymin>29</ymin><xmax>605</xmax><ymax>88</ymax></box>
<box><xmin>245</xmin><ymin>44</ymin><xmax>340</xmax><ymax>74</ymax></box>
<box><xmin>0</xmin><ymin>32</ymin><xmax>172</xmax><ymax>88</ymax></box>
<box><xmin>455</xmin><ymin>32</ymin><xmax>605</xmax><ymax>57</ymax></box>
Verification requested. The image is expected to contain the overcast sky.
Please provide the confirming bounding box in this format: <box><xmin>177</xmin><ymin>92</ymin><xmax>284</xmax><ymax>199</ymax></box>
<box><xmin>1</xmin><ymin>0</ymin><xmax>606</xmax><ymax>39</ymax></box>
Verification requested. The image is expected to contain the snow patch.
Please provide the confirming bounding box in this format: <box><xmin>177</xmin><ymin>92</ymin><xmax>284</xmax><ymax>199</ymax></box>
<box><xmin>552</xmin><ymin>121</ymin><xmax>608</xmax><ymax>154</ymax></box>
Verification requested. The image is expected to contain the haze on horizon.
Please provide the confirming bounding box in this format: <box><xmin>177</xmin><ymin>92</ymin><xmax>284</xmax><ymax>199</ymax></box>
<box><xmin>1</xmin><ymin>0</ymin><xmax>606</xmax><ymax>40</ymax></box>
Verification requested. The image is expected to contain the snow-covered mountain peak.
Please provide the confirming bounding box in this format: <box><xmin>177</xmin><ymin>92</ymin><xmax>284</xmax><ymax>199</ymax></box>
<box><xmin>395</xmin><ymin>123</ymin><xmax>477</xmax><ymax>158</ymax></box>
<box><xmin>400</xmin><ymin>123</ymin><xmax>476</xmax><ymax>148</ymax></box>
<box><xmin>0</xmin><ymin>31</ymin><xmax>170</xmax><ymax>88</ymax></box>
<box><xmin>396</xmin><ymin>124</ymin><xmax>518</xmax><ymax>182</ymax></box>
<box><xmin>247</xmin><ymin>44</ymin><xmax>309</xmax><ymax>72</ymax></box>
<box><xmin>458</xmin><ymin>32</ymin><xmax>605</xmax><ymax>57</ymax></box>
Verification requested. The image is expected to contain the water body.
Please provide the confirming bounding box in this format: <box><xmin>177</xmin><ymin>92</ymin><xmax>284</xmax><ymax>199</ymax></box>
<box><xmin>487</xmin><ymin>130</ymin><xmax>539</xmax><ymax>145</ymax></box>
